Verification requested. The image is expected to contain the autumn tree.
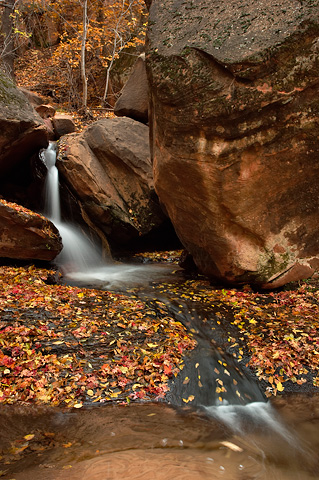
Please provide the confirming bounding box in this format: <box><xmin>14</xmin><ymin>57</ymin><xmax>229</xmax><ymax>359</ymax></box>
<box><xmin>12</xmin><ymin>0</ymin><xmax>147</xmax><ymax>110</ymax></box>
<box><xmin>0</xmin><ymin>0</ymin><xmax>19</xmax><ymax>79</ymax></box>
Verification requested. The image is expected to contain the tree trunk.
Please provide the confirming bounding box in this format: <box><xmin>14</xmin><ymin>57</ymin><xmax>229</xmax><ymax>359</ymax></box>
<box><xmin>80</xmin><ymin>0</ymin><xmax>88</xmax><ymax>112</ymax></box>
<box><xmin>0</xmin><ymin>0</ymin><xmax>16</xmax><ymax>79</ymax></box>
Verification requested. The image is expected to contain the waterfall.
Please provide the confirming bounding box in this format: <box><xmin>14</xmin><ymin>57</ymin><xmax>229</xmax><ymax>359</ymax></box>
<box><xmin>42</xmin><ymin>142</ymin><xmax>61</xmax><ymax>223</ymax></box>
<box><xmin>41</xmin><ymin>142</ymin><xmax>104</xmax><ymax>275</ymax></box>
<box><xmin>41</xmin><ymin>142</ymin><xmax>176</xmax><ymax>287</ymax></box>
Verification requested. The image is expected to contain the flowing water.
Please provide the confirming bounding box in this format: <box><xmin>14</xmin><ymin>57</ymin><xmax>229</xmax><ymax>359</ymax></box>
<box><xmin>1</xmin><ymin>398</ymin><xmax>319</xmax><ymax>480</ymax></box>
<box><xmin>7</xmin><ymin>142</ymin><xmax>316</xmax><ymax>479</ymax></box>
<box><xmin>40</xmin><ymin>142</ymin><xmax>177</xmax><ymax>287</ymax></box>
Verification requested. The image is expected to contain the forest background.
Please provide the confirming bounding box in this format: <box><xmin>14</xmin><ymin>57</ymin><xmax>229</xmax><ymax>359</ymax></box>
<box><xmin>0</xmin><ymin>0</ymin><xmax>147</xmax><ymax>115</ymax></box>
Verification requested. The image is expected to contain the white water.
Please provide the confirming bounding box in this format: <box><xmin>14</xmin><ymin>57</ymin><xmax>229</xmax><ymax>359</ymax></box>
<box><xmin>41</xmin><ymin>142</ymin><xmax>61</xmax><ymax>222</ymax></box>
<box><xmin>41</xmin><ymin>142</ymin><xmax>177</xmax><ymax>287</ymax></box>
<box><xmin>204</xmin><ymin>401</ymin><xmax>297</xmax><ymax>446</ymax></box>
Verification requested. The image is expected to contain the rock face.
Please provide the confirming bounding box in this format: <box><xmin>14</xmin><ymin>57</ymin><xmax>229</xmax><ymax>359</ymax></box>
<box><xmin>114</xmin><ymin>54</ymin><xmax>149</xmax><ymax>124</ymax></box>
<box><xmin>57</xmin><ymin>117</ymin><xmax>165</xmax><ymax>245</ymax></box>
<box><xmin>0</xmin><ymin>72</ymin><xmax>48</xmax><ymax>176</ymax></box>
<box><xmin>146</xmin><ymin>0</ymin><xmax>319</xmax><ymax>288</ymax></box>
<box><xmin>0</xmin><ymin>200</ymin><xmax>62</xmax><ymax>261</ymax></box>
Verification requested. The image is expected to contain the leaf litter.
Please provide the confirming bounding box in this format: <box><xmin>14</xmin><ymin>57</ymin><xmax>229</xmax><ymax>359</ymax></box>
<box><xmin>152</xmin><ymin>274</ymin><xmax>319</xmax><ymax>398</ymax></box>
<box><xmin>0</xmin><ymin>265</ymin><xmax>196</xmax><ymax>407</ymax></box>
<box><xmin>1</xmin><ymin>254</ymin><xmax>319</xmax><ymax>409</ymax></box>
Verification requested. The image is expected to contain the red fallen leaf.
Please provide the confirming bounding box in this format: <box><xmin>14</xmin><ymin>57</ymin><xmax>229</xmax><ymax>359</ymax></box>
<box><xmin>0</xmin><ymin>356</ymin><xmax>14</xmax><ymax>366</ymax></box>
<box><xmin>163</xmin><ymin>364</ymin><xmax>172</xmax><ymax>375</ymax></box>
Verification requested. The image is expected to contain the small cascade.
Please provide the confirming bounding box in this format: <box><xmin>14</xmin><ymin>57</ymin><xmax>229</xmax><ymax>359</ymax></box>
<box><xmin>41</xmin><ymin>142</ymin><xmax>61</xmax><ymax>223</ymax></box>
<box><xmin>41</xmin><ymin>142</ymin><xmax>104</xmax><ymax>275</ymax></box>
<box><xmin>162</xmin><ymin>300</ymin><xmax>299</xmax><ymax>446</ymax></box>
<box><xmin>205</xmin><ymin>401</ymin><xmax>295</xmax><ymax>441</ymax></box>
<box><xmin>40</xmin><ymin>142</ymin><xmax>176</xmax><ymax>287</ymax></box>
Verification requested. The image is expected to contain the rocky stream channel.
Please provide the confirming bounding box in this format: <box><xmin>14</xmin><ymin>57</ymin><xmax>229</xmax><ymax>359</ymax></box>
<box><xmin>1</xmin><ymin>144</ymin><xmax>319</xmax><ymax>479</ymax></box>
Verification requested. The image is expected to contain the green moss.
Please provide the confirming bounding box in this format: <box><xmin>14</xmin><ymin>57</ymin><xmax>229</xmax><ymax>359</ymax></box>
<box><xmin>0</xmin><ymin>71</ymin><xmax>29</xmax><ymax>109</ymax></box>
<box><xmin>256</xmin><ymin>250</ymin><xmax>291</xmax><ymax>282</ymax></box>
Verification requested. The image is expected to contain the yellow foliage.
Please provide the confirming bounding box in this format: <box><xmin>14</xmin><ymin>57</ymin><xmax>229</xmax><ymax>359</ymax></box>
<box><xmin>14</xmin><ymin>0</ymin><xmax>147</xmax><ymax>108</ymax></box>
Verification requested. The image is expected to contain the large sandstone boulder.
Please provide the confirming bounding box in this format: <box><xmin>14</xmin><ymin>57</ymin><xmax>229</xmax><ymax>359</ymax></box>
<box><xmin>57</xmin><ymin>117</ymin><xmax>166</xmax><ymax>245</ymax></box>
<box><xmin>0</xmin><ymin>200</ymin><xmax>62</xmax><ymax>261</ymax></box>
<box><xmin>114</xmin><ymin>54</ymin><xmax>149</xmax><ymax>124</ymax></box>
<box><xmin>0</xmin><ymin>71</ymin><xmax>48</xmax><ymax>176</ymax></box>
<box><xmin>146</xmin><ymin>0</ymin><xmax>319</xmax><ymax>288</ymax></box>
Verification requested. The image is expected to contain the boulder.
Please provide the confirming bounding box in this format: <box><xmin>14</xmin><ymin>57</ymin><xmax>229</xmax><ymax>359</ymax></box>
<box><xmin>146</xmin><ymin>0</ymin><xmax>319</xmax><ymax>288</ymax></box>
<box><xmin>57</xmin><ymin>117</ymin><xmax>166</xmax><ymax>245</ymax></box>
<box><xmin>0</xmin><ymin>71</ymin><xmax>48</xmax><ymax>176</ymax></box>
<box><xmin>36</xmin><ymin>104</ymin><xmax>56</xmax><ymax>119</ymax></box>
<box><xmin>35</xmin><ymin>105</ymin><xmax>57</xmax><ymax>141</ymax></box>
<box><xmin>0</xmin><ymin>199</ymin><xmax>62</xmax><ymax>261</ymax></box>
<box><xmin>52</xmin><ymin>114</ymin><xmax>76</xmax><ymax>138</ymax></box>
<box><xmin>114</xmin><ymin>54</ymin><xmax>149</xmax><ymax>124</ymax></box>
<box><xmin>19</xmin><ymin>88</ymin><xmax>45</xmax><ymax>107</ymax></box>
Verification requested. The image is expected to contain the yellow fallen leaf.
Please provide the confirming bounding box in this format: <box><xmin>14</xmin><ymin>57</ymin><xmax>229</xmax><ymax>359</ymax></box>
<box><xmin>276</xmin><ymin>381</ymin><xmax>284</xmax><ymax>392</ymax></box>
<box><xmin>87</xmin><ymin>389</ymin><xmax>94</xmax><ymax>397</ymax></box>
<box><xmin>119</xmin><ymin>366</ymin><xmax>128</xmax><ymax>374</ymax></box>
<box><xmin>132</xmin><ymin>383</ymin><xmax>143</xmax><ymax>390</ymax></box>
<box><xmin>182</xmin><ymin>395</ymin><xmax>195</xmax><ymax>403</ymax></box>
<box><xmin>221</xmin><ymin>441</ymin><xmax>243</xmax><ymax>452</ymax></box>
<box><xmin>110</xmin><ymin>391</ymin><xmax>120</xmax><ymax>398</ymax></box>
<box><xmin>24</xmin><ymin>434</ymin><xmax>35</xmax><ymax>441</ymax></box>
<box><xmin>73</xmin><ymin>403</ymin><xmax>83</xmax><ymax>408</ymax></box>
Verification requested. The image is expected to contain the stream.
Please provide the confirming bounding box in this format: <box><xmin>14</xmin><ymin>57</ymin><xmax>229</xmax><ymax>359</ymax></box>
<box><xmin>1</xmin><ymin>142</ymin><xmax>318</xmax><ymax>479</ymax></box>
<box><xmin>1</xmin><ymin>393</ymin><xmax>319</xmax><ymax>479</ymax></box>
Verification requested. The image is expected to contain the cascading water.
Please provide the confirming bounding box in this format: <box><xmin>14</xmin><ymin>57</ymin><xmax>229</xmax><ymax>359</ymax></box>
<box><xmin>41</xmin><ymin>142</ymin><xmax>103</xmax><ymax>275</ymax></box>
<box><xmin>163</xmin><ymin>300</ymin><xmax>299</xmax><ymax>446</ymax></box>
<box><xmin>43</xmin><ymin>142</ymin><xmax>61</xmax><ymax>222</ymax></box>
<box><xmin>40</xmin><ymin>142</ymin><xmax>177</xmax><ymax>287</ymax></box>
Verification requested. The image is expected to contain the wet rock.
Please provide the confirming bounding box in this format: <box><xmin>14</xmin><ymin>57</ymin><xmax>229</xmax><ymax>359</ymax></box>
<box><xmin>146</xmin><ymin>0</ymin><xmax>319</xmax><ymax>288</ymax></box>
<box><xmin>114</xmin><ymin>54</ymin><xmax>149</xmax><ymax>124</ymax></box>
<box><xmin>57</xmin><ymin>117</ymin><xmax>166</xmax><ymax>245</ymax></box>
<box><xmin>0</xmin><ymin>71</ymin><xmax>48</xmax><ymax>176</ymax></box>
<box><xmin>0</xmin><ymin>200</ymin><xmax>62</xmax><ymax>261</ymax></box>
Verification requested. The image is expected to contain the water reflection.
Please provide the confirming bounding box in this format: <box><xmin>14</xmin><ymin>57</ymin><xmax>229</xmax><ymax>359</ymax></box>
<box><xmin>0</xmin><ymin>398</ymin><xmax>318</xmax><ymax>480</ymax></box>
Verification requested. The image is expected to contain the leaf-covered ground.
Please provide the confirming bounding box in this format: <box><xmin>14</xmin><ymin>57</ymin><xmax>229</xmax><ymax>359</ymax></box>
<box><xmin>1</xmin><ymin>255</ymin><xmax>319</xmax><ymax>408</ymax></box>
<box><xmin>0</xmin><ymin>265</ymin><xmax>195</xmax><ymax>408</ymax></box>
<box><xmin>151</xmin><ymin>274</ymin><xmax>319</xmax><ymax>397</ymax></box>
